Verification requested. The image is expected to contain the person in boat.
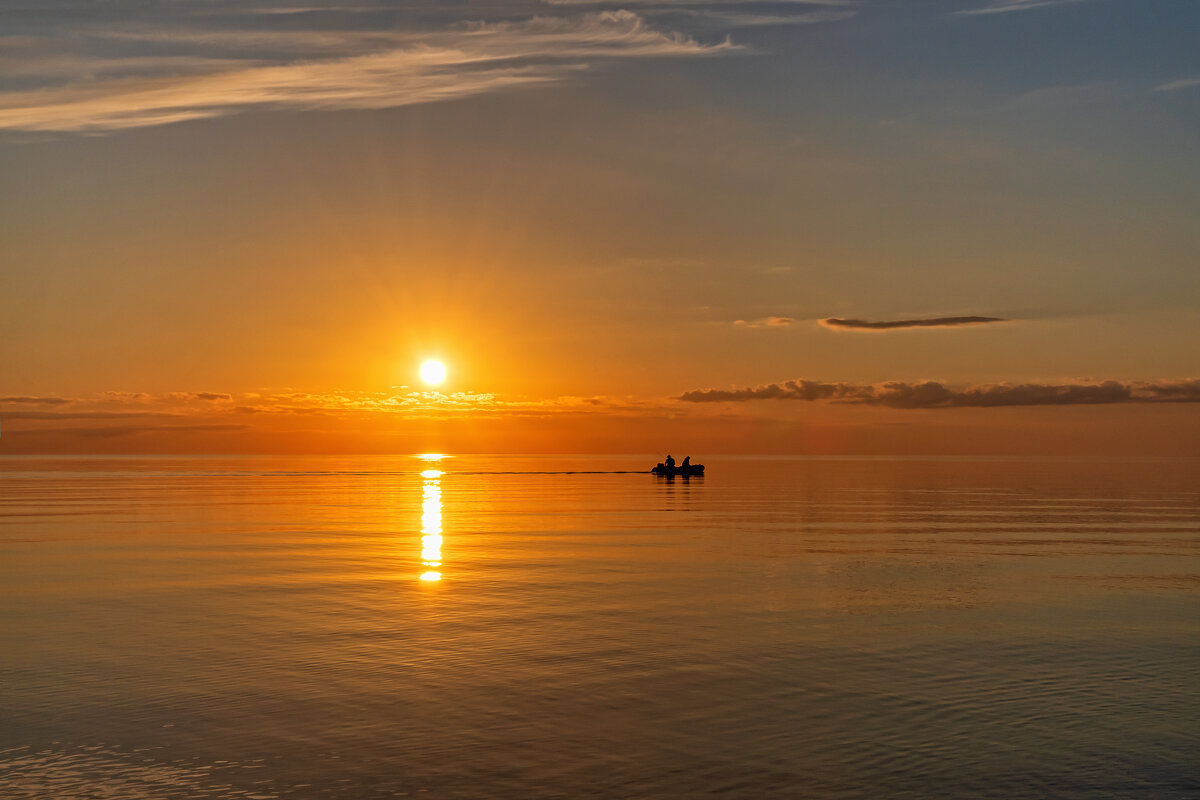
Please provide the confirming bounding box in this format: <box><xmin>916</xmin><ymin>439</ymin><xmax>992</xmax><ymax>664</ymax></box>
<box><xmin>664</xmin><ymin>454</ymin><xmax>675</xmax><ymax>469</ymax></box>
<box><xmin>681</xmin><ymin>456</ymin><xmax>690</xmax><ymax>468</ymax></box>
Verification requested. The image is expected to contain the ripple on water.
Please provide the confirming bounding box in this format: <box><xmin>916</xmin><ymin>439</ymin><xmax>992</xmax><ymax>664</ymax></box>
<box><xmin>1</xmin><ymin>456</ymin><xmax>1198</xmax><ymax>799</ymax></box>
<box><xmin>0</xmin><ymin>745</ymin><xmax>276</xmax><ymax>800</ymax></box>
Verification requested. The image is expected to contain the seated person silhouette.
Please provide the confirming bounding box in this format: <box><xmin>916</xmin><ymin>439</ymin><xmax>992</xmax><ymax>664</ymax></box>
<box><xmin>664</xmin><ymin>454</ymin><xmax>675</xmax><ymax>469</ymax></box>
<box><xmin>681</xmin><ymin>456</ymin><xmax>690</xmax><ymax>468</ymax></box>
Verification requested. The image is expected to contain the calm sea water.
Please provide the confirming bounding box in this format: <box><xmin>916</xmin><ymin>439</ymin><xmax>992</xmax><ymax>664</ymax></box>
<box><xmin>1</xmin><ymin>455</ymin><xmax>1198</xmax><ymax>799</ymax></box>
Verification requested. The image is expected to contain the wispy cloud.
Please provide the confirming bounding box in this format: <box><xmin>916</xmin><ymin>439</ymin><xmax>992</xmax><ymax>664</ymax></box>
<box><xmin>666</xmin><ymin>8</ymin><xmax>856</xmax><ymax>28</ymax></box>
<box><xmin>1155</xmin><ymin>77</ymin><xmax>1200</xmax><ymax>92</ymax></box>
<box><xmin>0</xmin><ymin>387</ymin><xmax>647</xmax><ymax>426</ymax></box>
<box><xmin>0</xmin><ymin>395</ymin><xmax>71</xmax><ymax>405</ymax></box>
<box><xmin>4</xmin><ymin>380</ymin><xmax>1199</xmax><ymax>452</ymax></box>
<box><xmin>537</xmin><ymin>0</ymin><xmax>856</xmax><ymax>29</ymax></box>
<box><xmin>0</xmin><ymin>410</ymin><xmax>186</xmax><ymax>421</ymax></box>
<box><xmin>734</xmin><ymin>316</ymin><xmax>797</xmax><ymax>328</ymax></box>
<box><xmin>820</xmin><ymin>315</ymin><xmax>1007</xmax><ymax>330</ymax></box>
<box><xmin>1</xmin><ymin>423</ymin><xmax>251</xmax><ymax>440</ymax></box>
<box><xmin>0</xmin><ymin>387</ymin><xmax>659</xmax><ymax>450</ymax></box>
<box><xmin>680</xmin><ymin>378</ymin><xmax>1200</xmax><ymax>408</ymax></box>
<box><xmin>0</xmin><ymin>11</ymin><xmax>735</xmax><ymax>133</ymax></box>
<box><xmin>164</xmin><ymin>392</ymin><xmax>234</xmax><ymax>402</ymax></box>
<box><xmin>956</xmin><ymin>0</ymin><xmax>1086</xmax><ymax>16</ymax></box>
<box><xmin>23</xmin><ymin>378</ymin><xmax>1196</xmax><ymax>427</ymax></box>
<box><xmin>542</xmin><ymin>0</ymin><xmax>850</xmax><ymax>6</ymax></box>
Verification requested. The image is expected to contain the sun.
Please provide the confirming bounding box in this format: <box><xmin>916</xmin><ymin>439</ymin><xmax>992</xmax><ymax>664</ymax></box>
<box><xmin>420</xmin><ymin>359</ymin><xmax>447</xmax><ymax>386</ymax></box>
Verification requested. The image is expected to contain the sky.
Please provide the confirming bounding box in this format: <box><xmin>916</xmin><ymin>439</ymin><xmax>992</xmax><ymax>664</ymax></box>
<box><xmin>1</xmin><ymin>0</ymin><xmax>1198</xmax><ymax>454</ymax></box>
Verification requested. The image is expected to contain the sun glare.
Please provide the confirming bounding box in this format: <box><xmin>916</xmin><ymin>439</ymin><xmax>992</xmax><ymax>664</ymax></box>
<box><xmin>420</xmin><ymin>359</ymin><xmax>447</xmax><ymax>385</ymax></box>
<box><xmin>420</xmin><ymin>466</ymin><xmax>443</xmax><ymax>584</ymax></box>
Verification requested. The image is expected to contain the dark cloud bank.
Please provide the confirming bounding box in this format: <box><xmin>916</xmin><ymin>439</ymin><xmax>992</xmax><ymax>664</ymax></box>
<box><xmin>2</xmin><ymin>423</ymin><xmax>252</xmax><ymax>440</ymax></box>
<box><xmin>680</xmin><ymin>379</ymin><xmax>1200</xmax><ymax>408</ymax></box>
<box><xmin>820</xmin><ymin>316</ymin><xmax>1007</xmax><ymax>330</ymax></box>
<box><xmin>0</xmin><ymin>395</ymin><xmax>71</xmax><ymax>404</ymax></box>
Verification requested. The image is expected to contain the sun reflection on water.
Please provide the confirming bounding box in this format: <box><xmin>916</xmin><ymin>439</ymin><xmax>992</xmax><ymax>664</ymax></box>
<box><xmin>419</xmin><ymin>465</ymin><xmax>443</xmax><ymax>582</ymax></box>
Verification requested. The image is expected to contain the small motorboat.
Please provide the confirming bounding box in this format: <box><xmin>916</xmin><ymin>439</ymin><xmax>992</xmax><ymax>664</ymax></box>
<box><xmin>651</xmin><ymin>462</ymin><xmax>704</xmax><ymax>477</ymax></box>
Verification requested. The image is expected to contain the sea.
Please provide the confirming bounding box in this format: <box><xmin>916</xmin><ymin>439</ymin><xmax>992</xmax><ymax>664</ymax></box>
<box><xmin>1</xmin><ymin>455</ymin><xmax>1198</xmax><ymax>799</ymax></box>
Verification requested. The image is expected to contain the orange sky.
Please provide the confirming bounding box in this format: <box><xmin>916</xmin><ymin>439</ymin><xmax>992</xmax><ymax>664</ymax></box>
<box><xmin>1</xmin><ymin>1</ymin><xmax>1198</xmax><ymax>454</ymax></box>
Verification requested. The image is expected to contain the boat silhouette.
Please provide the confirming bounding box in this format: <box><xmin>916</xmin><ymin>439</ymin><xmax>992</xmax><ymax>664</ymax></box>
<box><xmin>650</xmin><ymin>462</ymin><xmax>704</xmax><ymax>477</ymax></box>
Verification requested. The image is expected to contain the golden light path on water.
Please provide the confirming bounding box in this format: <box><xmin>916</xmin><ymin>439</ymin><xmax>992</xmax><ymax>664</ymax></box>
<box><xmin>418</xmin><ymin>456</ymin><xmax>444</xmax><ymax>582</ymax></box>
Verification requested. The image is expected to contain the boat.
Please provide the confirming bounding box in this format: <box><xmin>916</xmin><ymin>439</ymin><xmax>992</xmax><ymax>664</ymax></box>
<box><xmin>651</xmin><ymin>463</ymin><xmax>704</xmax><ymax>476</ymax></box>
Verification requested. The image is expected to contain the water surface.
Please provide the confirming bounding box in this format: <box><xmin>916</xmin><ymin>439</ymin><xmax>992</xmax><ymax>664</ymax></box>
<box><xmin>2</xmin><ymin>455</ymin><xmax>1198</xmax><ymax>798</ymax></box>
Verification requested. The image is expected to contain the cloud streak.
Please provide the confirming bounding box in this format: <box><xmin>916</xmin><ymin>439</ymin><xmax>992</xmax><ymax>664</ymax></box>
<box><xmin>734</xmin><ymin>316</ymin><xmax>797</xmax><ymax>328</ymax></box>
<box><xmin>542</xmin><ymin>0</ymin><xmax>849</xmax><ymax>6</ymax></box>
<box><xmin>0</xmin><ymin>387</ymin><xmax>649</xmax><ymax>425</ymax></box>
<box><xmin>820</xmin><ymin>315</ymin><xmax>1007</xmax><ymax>330</ymax></box>
<box><xmin>0</xmin><ymin>395</ymin><xmax>71</xmax><ymax>405</ymax></box>
<box><xmin>679</xmin><ymin>379</ymin><xmax>1200</xmax><ymax>408</ymax></box>
<box><xmin>1155</xmin><ymin>77</ymin><xmax>1200</xmax><ymax>92</ymax></box>
<box><xmin>25</xmin><ymin>424</ymin><xmax>247</xmax><ymax>439</ymax></box>
<box><xmin>0</xmin><ymin>11</ymin><xmax>736</xmax><ymax>133</ymax></box>
<box><xmin>4</xmin><ymin>381</ymin><xmax>1199</xmax><ymax>453</ymax></box>
<box><xmin>665</xmin><ymin>8</ymin><xmax>857</xmax><ymax>29</ymax></box>
<box><xmin>956</xmin><ymin>0</ymin><xmax>1086</xmax><ymax>16</ymax></box>
<box><xmin>2</xmin><ymin>423</ymin><xmax>250</xmax><ymax>439</ymax></box>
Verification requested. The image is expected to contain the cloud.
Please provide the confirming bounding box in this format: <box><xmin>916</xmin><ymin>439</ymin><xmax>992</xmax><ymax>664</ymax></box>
<box><xmin>1</xmin><ymin>410</ymin><xmax>185</xmax><ymax>420</ymax></box>
<box><xmin>537</xmin><ymin>0</ymin><xmax>856</xmax><ymax>29</ymax></box>
<box><xmin>4</xmin><ymin>423</ymin><xmax>251</xmax><ymax>439</ymax></box>
<box><xmin>1139</xmin><ymin>379</ymin><xmax>1200</xmax><ymax>401</ymax></box>
<box><xmin>956</xmin><ymin>0</ymin><xmax>1086</xmax><ymax>15</ymax></box>
<box><xmin>4</xmin><ymin>381</ymin><xmax>1199</xmax><ymax>453</ymax></box>
<box><xmin>0</xmin><ymin>388</ymin><xmax>654</xmax><ymax>430</ymax></box>
<box><xmin>680</xmin><ymin>379</ymin><xmax>853</xmax><ymax>402</ymax></box>
<box><xmin>820</xmin><ymin>315</ymin><xmax>1007</xmax><ymax>330</ymax></box>
<box><xmin>734</xmin><ymin>316</ymin><xmax>797</xmax><ymax>328</ymax></box>
<box><xmin>164</xmin><ymin>392</ymin><xmax>234</xmax><ymax>401</ymax></box>
<box><xmin>867</xmin><ymin>380</ymin><xmax>1134</xmax><ymax>409</ymax></box>
<box><xmin>0</xmin><ymin>11</ymin><xmax>736</xmax><ymax>133</ymax></box>
<box><xmin>679</xmin><ymin>379</ymin><xmax>1200</xmax><ymax>408</ymax></box>
<box><xmin>632</xmin><ymin>8</ymin><xmax>856</xmax><ymax>28</ymax></box>
<box><xmin>1155</xmin><ymin>77</ymin><xmax>1200</xmax><ymax>93</ymax></box>
<box><xmin>0</xmin><ymin>395</ymin><xmax>71</xmax><ymax>404</ymax></box>
<box><xmin>0</xmin><ymin>387</ymin><xmax>694</xmax><ymax>454</ymax></box>
<box><xmin>542</xmin><ymin>0</ymin><xmax>849</xmax><ymax>6</ymax></box>
<box><xmin>100</xmin><ymin>391</ymin><xmax>152</xmax><ymax>402</ymax></box>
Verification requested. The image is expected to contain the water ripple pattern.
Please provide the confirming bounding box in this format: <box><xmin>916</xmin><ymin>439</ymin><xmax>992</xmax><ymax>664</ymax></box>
<box><xmin>1</xmin><ymin>455</ymin><xmax>1198</xmax><ymax>798</ymax></box>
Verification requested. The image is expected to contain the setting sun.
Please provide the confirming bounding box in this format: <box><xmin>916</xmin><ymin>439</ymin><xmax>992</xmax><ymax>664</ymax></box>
<box><xmin>420</xmin><ymin>359</ymin><xmax>447</xmax><ymax>385</ymax></box>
